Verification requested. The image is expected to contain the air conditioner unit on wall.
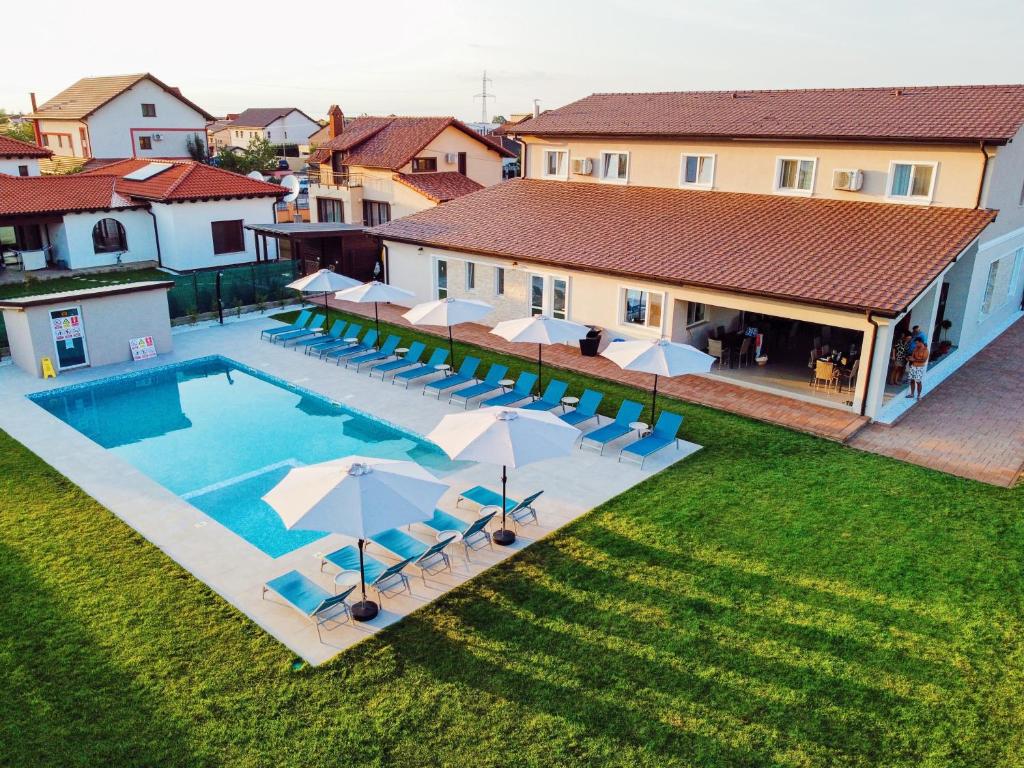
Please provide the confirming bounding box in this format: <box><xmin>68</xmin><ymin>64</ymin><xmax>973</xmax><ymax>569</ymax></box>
<box><xmin>152</xmin><ymin>134</ymin><xmax>163</xmax><ymax>142</ymax></box>
<box><xmin>572</xmin><ymin>157</ymin><xmax>593</xmax><ymax>175</ymax></box>
<box><xmin>444</xmin><ymin>152</ymin><xmax>458</xmax><ymax>163</ymax></box>
<box><xmin>832</xmin><ymin>169</ymin><xmax>863</xmax><ymax>191</ymax></box>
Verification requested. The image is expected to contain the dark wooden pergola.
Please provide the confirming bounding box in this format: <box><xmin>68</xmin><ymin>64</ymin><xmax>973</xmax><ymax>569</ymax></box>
<box><xmin>244</xmin><ymin>222</ymin><xmax>382</xmax><ymax>281</ymax></box>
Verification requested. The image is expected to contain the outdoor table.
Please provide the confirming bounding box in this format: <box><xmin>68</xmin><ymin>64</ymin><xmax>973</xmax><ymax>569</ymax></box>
<box><xmin>479</xmin><ymin>504</ymin><xmax>502</xmax><ymax>522</ymax></box>
<box><xmin>434</xmin><ymin>364</ymin><xmax>452</xmax><ymax>376</ymax></box>
<box><xmin>498</xmin><ymin>379</ymin><xmax>515</xmax><ymax>391</ymax></box>
<box><xmin>395</xmin><ymin>347</ymin><xmax>409</xmax><ymax>355</ymax></box>
<box><xmin>560</xmin><ymin>395</ymin><xmax>579</xmax><ymax>412</ymax></box>
<box><xmin>344</xmin><ymin>337</ymin><xmax>359</xmax><ymax>344</ymax></box>
<box><xmin>436</xmin><ymin>529</ymin><xmax>466</xmax><ymax>562</ymax></box>
<box><xmin>333</xmin><ymin>569</ymin><xmax>361</xmax><ymax>594</ymax></box>
<box><xmin>629</xmin><ymin>421</ymin><xmax>650</xmax><ymax>437</ymax></box>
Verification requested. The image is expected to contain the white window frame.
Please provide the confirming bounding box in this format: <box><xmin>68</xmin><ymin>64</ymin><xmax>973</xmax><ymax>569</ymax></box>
<box><xmin>1008</xmin><ymin>247</ymin><xmax>1024</xmax><ymax>301</ymax></box>
<box><xmin>599</xmin><ymin>150</ymin><xmax>630</xmax><ymax>184</ymax></box>
<box><xmin>465</xmin><ymin>261</ymin><xmax>476</xmax><ymax>290</ymax></box>
<box><xmin>435</xmin><ymin>258</ymin><xmax>448</xmax><ymax>300</ymax></box>
<box><xmin>495</xmin><ymin>266</ymin><xmax>505</xmax><ymax>296</ymax></box>
<box><xmin>685</xmin><ymin>301</ymin><xmax>707</xmax><ymax>327</ymax></box>
<box><xmin>619</xmin><ymin>285</ymin><xmax>665</xmax><ymax>332</ymax></box>
<box><xmin>773</xmin><ymin>156</ymin><xmax>817</xmax><ymax>196</ymax></box>
<box><xmin>551</xmin><ymin>277</ymin><xmax>569</xmax><ymax>319</ymax></box>
<box><xmin>541</xmin><ymin>148</ymin><xmax>569</xmax><ymax>180</ymax></box>
<box><xmin>529</xmin><ymin>274</ymin><xmax>545</xmax><ymax>315</ymax></box>
<box><xmin>679</xmin><ymin>153</ymin><xmax>716</xmax><ymax>190</ymax></box>
<box><xmin>885</xmin><ymin>161</ymin><xmax>939</xmax><ymax>204</ymax></box>
<box><xmin>979</xmin><ymin>259</ymin><xmax>1000</xmax><ymax>318</ymax></box>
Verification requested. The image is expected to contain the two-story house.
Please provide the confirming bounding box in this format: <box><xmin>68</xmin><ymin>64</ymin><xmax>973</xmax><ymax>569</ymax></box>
<box><xmin>307</xmin><ymin>105</ymin><xmax>514</xmax><ymax>227</ymax></box>
<box><xmin>26</xmin><ymin>73</ymin><xmax>213</xmax><ymax>163</ymax></box>
<box><xmin>0</xmin><ymin>135</ymin><xmax>51</xmax><ymax>176</ymax></box>
<box><xmin>372</xmin><ymin>85</ymin><xmax>1024</xmax><ymax>422</ymax></box>
<box><xmin>210</xmin><ymin>107</ymin><xmax>321</xmax><ymax>168</ymax></box>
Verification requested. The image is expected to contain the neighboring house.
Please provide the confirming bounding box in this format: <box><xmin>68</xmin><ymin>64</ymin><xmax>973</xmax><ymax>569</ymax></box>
<box><xmin>372</xmin><ymin>85</ymin><xmax>1024</xmax><ymax>422</ymax></box>
<box><xmin>0</xmin><ymin>135</ymin><xmax>51</xmax><ymax>176</ymax></box>
<box><xmin>307</xmin><ymin>105</ymin><xmax>514</xmax><ymax>226</ymax></box>
<box><xmin>211</xmin><ymin>108</ymin><xmax>321</xmax><ymax>169</ymax></box>
<box><xmin>26</xmin><ymin>73</ymin><xmax>213</xmax><ymax>162</ymax></box>
<box><xmin>0</xmin><ymin>160</ymin><xmax>284</xmax><ymax>273</ymax></box>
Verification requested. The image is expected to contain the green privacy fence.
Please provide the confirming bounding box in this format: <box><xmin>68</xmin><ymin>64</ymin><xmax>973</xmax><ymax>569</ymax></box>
<box><xmin>165</xmin><ymin>261</ymin><xmax>301</xmax><ymax>317</ymax></box>
<box><xmin>0</xmin><ymin>261</ymin><xmax>301</xmax><ymax>352</ymax></box>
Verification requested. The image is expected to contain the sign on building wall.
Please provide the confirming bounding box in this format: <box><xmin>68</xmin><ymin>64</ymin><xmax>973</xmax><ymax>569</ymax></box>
<box><xmin>49</xmin><ymin>306</ymin><xmax>89</xmax><ymax>369</ymax></box>
<box><xmin>129</xmin><ymin>336</ymin><xmax>157</xmax><ymax>361</ymax></box>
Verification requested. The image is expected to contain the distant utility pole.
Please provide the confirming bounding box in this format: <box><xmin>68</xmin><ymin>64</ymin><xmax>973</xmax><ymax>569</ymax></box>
<box><xmin>474</xmin><ymin>70</ymin><xmax>495</xmax><ymax>123</ymax></box>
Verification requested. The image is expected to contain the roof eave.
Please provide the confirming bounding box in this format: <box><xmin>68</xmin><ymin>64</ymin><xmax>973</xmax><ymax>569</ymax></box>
<box><xmin>517</xmin><ymin>130</ymin><xmax>1014</xmax><ymax>146</ymax></box>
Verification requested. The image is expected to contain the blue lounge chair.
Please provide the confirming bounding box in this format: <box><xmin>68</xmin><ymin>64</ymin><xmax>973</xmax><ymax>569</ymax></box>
<box><xmin>320</xmin><ymin>546</ymin><xmax>415</xmax><ymax>602</ymax></box>
<box><xmin>347</xmin><ymin>334</ymin><xmax>401</xmax><ymax>370</ymax></box>
<box><xmin>299</xmin><ymin>319</ymin><xmax>348</xmax><ymax>354</ymax></box>
<box><xmin>369</xmin><ymin>341</ymin><xmax>425</xmax><ymax>379</ymax></box>
<box><xmin>261</xmin><ymin>309</ymin><xmax>312</xmax><ymax>341</ymax></box>
<box><xmin>480</xmin><ymin>371</ymin><xmax>538</xmax><ymax>408</ymax></box>
<box><xmin>294</xmin><ymin>319</ymin><xmax>345</xmax><ymax>352</ymax></box>
<box><xmin>423</xmin><ymin>356</ymin><xmax>480</xmax><ymax>398</ymax></box>
<box><xmin>521</xmin><ymin>379</ymin><xmax>568</xmax><ymax>412</ymax></box>
<box><xmin>580</xmin><ymin>400</ymin><xmax>644</xmax><ymax>455</ymax></box>
<box><xmin>559</xmin><ymin>389</ymin><xmax>604</xmax><ymax>427</ymax></box>
<box><xmin>369</xmin><ymin>528</ymin><xmax>456</xmax><ymax>584</ymax></box>
<box><xmin>457</xmin><ymin>487</ymin><xmax>544</xmax><ymax>528</ymax></box>
<box><xmin>275</xmin><ymin>313</ymin><xmax>325</xmax><ymax>345</ymax></box>
<box><xmin>262</xmin><ymin>570</ymin><xmax>354</xmax><ymax>641</ymax></box>
<box><xmin>448</xmin><ymin>364</ymin><xmax>509</xmax><ymax>408</ymax></box>
<box><xmin>420</xmin><ymin>508</ymin><xmax>497</xmax><ymax>559</ymax></box>
<box><xmin>324</xmin><ymin>329</ymin><xmax>378</xmax><ymax>363</ymax></box>
<box><xmin>317</xmin><ymin>323</ymin><xmax>363</xmax><ymax>359</ymax></box>
<box><xmin>619</xmin><ymin>411</ymin><xmax>684</xmax><ymax>468</ymax></box>
<box><xmin>392</xmin><ymin>348</ymin><xmax>449</xmax><ymax>388</ymax></box>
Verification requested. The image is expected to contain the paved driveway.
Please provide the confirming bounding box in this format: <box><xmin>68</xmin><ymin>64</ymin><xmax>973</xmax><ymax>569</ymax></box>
<box><xmin>850</xmin><ymin>318</ymin><xmax>1024</xmax><ymax>487</ymax></box>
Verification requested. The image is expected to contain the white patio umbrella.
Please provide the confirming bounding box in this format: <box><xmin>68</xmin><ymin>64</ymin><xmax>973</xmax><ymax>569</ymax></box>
<box><xmin>334</xmin><ymin>280</ymin><xmax>415</xmax><ymax>337</ymax></box>
<box><xmin>491</xmin><ymin>314</ymin><xmax>590</xmax><ymax>391</ymax></box>
<box><xmin>601</xmin><ymin>338</ymin><xmax>715</xmax><ymax>420</ymax></box>
<box><xmin>427</xmin><ymin>407</ymin><xmax>578</xmax><ymax>545</ymax></box>
<box><xmin>403</xmin><ymin>297</ymin><xmax>492</xmax><ymax>363</ymax></box>
<box><xmin>262</xmin><ymin>455</ymin><xmax>448</xmax><ymax>621</ymax></box>
<box><xmin>287</xmin><ymin>268</ymin><xmax>361</xmax><ymax>312</ymax></box>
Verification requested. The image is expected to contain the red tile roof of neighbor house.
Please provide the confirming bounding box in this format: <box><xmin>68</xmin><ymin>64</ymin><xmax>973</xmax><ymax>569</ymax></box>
<box><xmin>513</xmin><ymin>85</ymin><xmax>1024</xmax><ymax>143</ymax></box>
<box><xmin>0</xmin><ymin>135</ymin><xmax>52</xmax><ymax>158</ymax></box>
<box><xmin>27</xmin><ymin>73</ymin><xmax>215</xmax><ymax>121</ymax></box>
<box><xmin>78</xmin><ymin>159</ymin><xmax>287</xmax><ymax>202</ymax></box>
<box><xmin>0</xmin><ymin>174</ymin><xmax>132</xmax><ymax>216</ymax></box>
<box><xmin>395</xmin><ymin>172</ymin><xmax>483</xmax><ymax>202</ymax></box>
<box><xmin>309</xmin><ymin>116</ymin><xmax>516</xmax><ymax>169</ymax></box>
<box><xmin>372</xmin><ymin>178</ymin><xmax>996</xmax><ymax>315</ymax></box>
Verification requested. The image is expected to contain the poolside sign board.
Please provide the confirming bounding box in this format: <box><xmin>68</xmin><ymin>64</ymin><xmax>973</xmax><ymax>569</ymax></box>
<box><xmin>129</xmin><ymin>336</ymin><xmax>157</xmax><ymax>361</ymax></box>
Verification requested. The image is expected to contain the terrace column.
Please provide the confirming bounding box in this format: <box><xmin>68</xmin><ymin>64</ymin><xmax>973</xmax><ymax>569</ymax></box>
<box><xmin>859</xmin><ymin>316</ymin><xmax>896</xmax><ymax>419</ymax></box>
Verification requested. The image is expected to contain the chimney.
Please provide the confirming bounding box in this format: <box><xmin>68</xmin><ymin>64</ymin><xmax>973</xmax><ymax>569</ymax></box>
<box><xmin>30</xmin><ymin>92</ymin><xmax>37</xmax><ymax>112</ymax></box>
<box><xmin>533</xmin><ymin>99</ymin><xmax>540</xmax><ymax>118</ymax></box>
<box><xmin>328</xmin><ymin>105</ymin><xmax>345</xmax><ymax>139</ymax></box>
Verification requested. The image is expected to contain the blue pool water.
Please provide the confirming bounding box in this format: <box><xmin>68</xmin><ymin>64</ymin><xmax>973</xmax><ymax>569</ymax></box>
<box><xmin>29</xmin><ymin>356</ymin><xmax>464</xmax><ymax>557</ymax></box>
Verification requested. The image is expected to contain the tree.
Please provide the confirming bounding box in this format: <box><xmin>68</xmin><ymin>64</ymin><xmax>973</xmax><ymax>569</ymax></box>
<box><xmin>216</xmin><ymin>136</ymin><xmax>277</xmax><ymax>175</ymax></box>
<box><xmin>186</xmin><ymin>133</ymin><xmax>207</xmax><ymax>162</ymax></box>
<box><xmin>492</xmin><ymin>115</ymin><xmax>507</xmax><ymax>125</ymax></box>
<box><xmin>0</xmin><ymin>109</ymin><xmax>36</xmax><ymax>144</ymax></box>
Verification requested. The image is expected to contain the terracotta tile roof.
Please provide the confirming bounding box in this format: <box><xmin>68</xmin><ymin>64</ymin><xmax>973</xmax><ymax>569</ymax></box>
<box><xmin>516</xmin><ymin>85</ymin><xmax>1024</xmax><ymax>144</ymax></box>
<box><xmin>28</xmin><ymin>73</ymin><xmax>214</xmax><ymax>121</ymax></box>
<box><xmin>79</xmin><ymin>158</ymin><xmax>287</xmax><ymax>202</ymax></box>
<box><xmin>372</xmin><ymin>178</ymin><xmax>996</xmax><ymax>315</ymax></box>
<box><xmin>225</xmin><ymin>107</ymin><xmax>317</xmax><ymax>129</ymax></box>
<box><xmin>0</xmin><ymin>174</ymin><xmax>132</xmax><ymax>216</ymax></box>
<box><xmin>394</xmin><ymin>172</ymin><xmax>483</xmax><ymax>202</ymax></box>
<box><xmin>313</xmin><ymin>116</ymin><xmax>515</xmax><ymax>170</ymax></box>
<box><xmin>0</xmin><ymin>135</ymin><xmax>51</xmax><ymax>158</ymax></box>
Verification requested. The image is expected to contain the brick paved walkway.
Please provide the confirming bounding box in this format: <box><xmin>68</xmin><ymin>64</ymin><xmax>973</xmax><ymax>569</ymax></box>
<box><xmin>327</xmin><ymin>298</ymin><xmax>868</xmax><ymax>442</ymax></box>
<box><xmin>849</xmin><ymin>318</ymin><xmax>1024</xmax><ymax>487</ymax></box>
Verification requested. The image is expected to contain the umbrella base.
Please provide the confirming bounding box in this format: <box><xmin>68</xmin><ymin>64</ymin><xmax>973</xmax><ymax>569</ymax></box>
<box><xmin>493</xmin><ymin>528</ymin><xmax>516</xmax><ymax>546</ymax></box>
<box><xmin>351</xmin><ymin>600</ymin><xmax>379</xmax><ymax>622</ymax></box>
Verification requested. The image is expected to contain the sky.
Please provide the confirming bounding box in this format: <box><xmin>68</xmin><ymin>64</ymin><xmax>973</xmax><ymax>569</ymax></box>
<box><xmin>4</xmin><ymin>0</ymin><xmax>1022</xmax><ymax>122</ymax></box>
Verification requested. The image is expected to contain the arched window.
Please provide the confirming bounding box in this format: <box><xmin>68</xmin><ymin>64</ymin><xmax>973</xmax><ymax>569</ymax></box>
<box><xmin>92</xmin><ymin>218</ymin><xmax>127</xmax><ymax>253</ymax></box>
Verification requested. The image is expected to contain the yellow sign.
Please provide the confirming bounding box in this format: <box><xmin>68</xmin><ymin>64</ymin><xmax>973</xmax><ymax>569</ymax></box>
<box><xmin>41</xmin><ymin>357</ymin><xmax>56</xmax><ymax>379</ymax></box>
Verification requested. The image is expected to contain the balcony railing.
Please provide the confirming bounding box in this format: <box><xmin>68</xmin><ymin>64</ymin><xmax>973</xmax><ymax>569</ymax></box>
<box><xmin>308</xmin><ymin>168</ymin><xmax>362</xmax><ymax>188</ymax></box>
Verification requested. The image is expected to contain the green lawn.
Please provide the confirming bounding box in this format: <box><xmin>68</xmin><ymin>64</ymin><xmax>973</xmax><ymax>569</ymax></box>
<box><xmin>1</xmin><ymin>307</ymin><xmax>1022</xmax><ymax>767</ymax></box>
<box><xmin>0</xmin><ymin>267</ymin><xmax>167</xmax><ymax>300</ymax></box>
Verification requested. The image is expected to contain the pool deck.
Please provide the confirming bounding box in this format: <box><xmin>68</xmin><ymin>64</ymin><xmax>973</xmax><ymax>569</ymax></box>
<box><xmin>0</xmin><ymin>314</ymin><xmax>700</xmax><ymax>665</ymax></box>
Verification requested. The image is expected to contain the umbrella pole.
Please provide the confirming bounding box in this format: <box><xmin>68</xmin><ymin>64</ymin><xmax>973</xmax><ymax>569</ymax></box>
<box><xmin>351</xmin><ymin>538</ymin><xmax>379</xmax><ymax>621</ymax></box>
<box><xmin>448</xmin><ymin>327</ymin><xmax>455</xmax><ymax>367</ymax></box>
<box><xmin>537</xmin><ymin>344</ymin><xmax>543</xmax><ymax>393</ymax></box>
<box><xmin>493</xmin><ymin>463</ymin><xmax>515</xmax><ymax>546</ymax></box>
<box><xmin>651</xmin><ymin>374</ymin><xmax>659</xmax><ymax>423</ymax></box>
<box><xmin>323</xmin><ymin>290</ymin><xmax>329</xmax><ymax>314</ymax></box>
<box><xmin>374</xmin><ymin>302</ymin><xmax>380</xmax><ymax>338</ymax></box>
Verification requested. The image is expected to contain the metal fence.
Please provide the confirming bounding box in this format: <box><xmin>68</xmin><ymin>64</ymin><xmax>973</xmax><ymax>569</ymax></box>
<box><xmin>0</xmin><ymin>261</ymin><xmax>301</xmax><ymax>352</ymax></box>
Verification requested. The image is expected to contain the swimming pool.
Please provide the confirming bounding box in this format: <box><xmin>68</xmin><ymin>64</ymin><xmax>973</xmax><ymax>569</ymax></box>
<box><xmin>29</xmin><ymin>356</ymin><xmax>464</xmax><ymax>557</ymax></box>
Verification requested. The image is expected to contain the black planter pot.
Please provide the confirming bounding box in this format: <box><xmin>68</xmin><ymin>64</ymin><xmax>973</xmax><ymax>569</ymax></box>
<box><xmin>579</xmin><ymin>327</ymin><xmax>601</xmax><ymax>357</ymax></box>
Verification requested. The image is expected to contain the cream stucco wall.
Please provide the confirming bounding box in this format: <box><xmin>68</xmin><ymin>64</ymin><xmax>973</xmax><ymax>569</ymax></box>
<box><xmin>395</xmin><ymin>125</ymin><xmax>504</xmax><ymax>187</ymax></box>
<box><xmin>521</xmin><ymin>135</ymin><xmax>988</xmax><ymax>208</ymax></box>
<box><xmin>37</xmin><ymin>118</ymin><xmax>87</xmax><ymax>157</ymax></box>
